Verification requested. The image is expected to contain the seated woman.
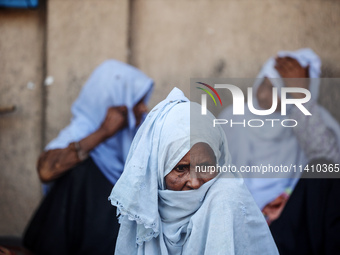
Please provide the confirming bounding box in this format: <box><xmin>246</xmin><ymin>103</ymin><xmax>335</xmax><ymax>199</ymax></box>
<box><xmin>218</xmin><ymin>48</ymin><xmax>340</xmax><ymax>254</ymax></box>
<box><xmin>23</xmin><ymin>60</ymin><xmax>153</xmax><ymax>255</ymax></box>
<box><xmin>108</xmin><ymin>88</ymin><xmax>279</xmax><ymax>254</ymax></box>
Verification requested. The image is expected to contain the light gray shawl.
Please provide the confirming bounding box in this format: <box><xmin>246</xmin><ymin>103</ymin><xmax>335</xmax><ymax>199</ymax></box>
<box><xmin>109</xmin><ymin>88</ymin><xmax>278</xmax><ymax>254</ymax></box>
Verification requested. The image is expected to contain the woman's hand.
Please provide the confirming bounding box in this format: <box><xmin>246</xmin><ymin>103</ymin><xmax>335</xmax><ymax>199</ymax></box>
<box><xmin>99</xmin><ymin>106</ymin><xmax>128</xmax><ymax>139</ymax></box>
<box><xmin>262</xmin><ymin>194</ymin><xmax>288</xmax><ymax>225</ymax></box>
<box><xmin>37</xmin><ymin>105</ymin><xmax>129</xmax><ymax>183</ymax></box>
<box><xmin>275</xmin><ymin>57</ymin><xmax>309</xmax><ymax>98</ymax></box>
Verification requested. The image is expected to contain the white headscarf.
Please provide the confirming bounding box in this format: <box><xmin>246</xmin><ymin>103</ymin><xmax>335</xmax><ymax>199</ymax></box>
<box><xmin>45</xmin><ymin>60</ymin><xmax>153</xmax><ymax>185</ymax></box>
<box><xmin>109</xmin><ymin>88</ymin><xmax>278</xmax><ymax>255</ymax></box>
<box><xmin>219</xmin><ymin>48</ymin><xmax>340</xmax><ymax>209</ymax></box>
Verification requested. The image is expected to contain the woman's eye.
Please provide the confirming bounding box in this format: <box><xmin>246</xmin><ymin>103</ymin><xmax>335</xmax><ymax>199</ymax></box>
<box><xmin>174</xmin><ymin>165</ymin><xmax>189</xmax><ymax>172</ymax></box>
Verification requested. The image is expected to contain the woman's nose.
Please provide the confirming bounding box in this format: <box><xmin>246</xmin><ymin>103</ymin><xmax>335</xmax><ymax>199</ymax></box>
<box><xmin>186</xmin><ymin>175</ymin><xmax>203</xmax><ymax>190</ymax></box>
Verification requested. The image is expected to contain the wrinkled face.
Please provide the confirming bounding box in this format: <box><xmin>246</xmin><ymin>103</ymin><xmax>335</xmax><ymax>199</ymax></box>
<box><xmin>256</xmin><ymin>78</ymin><xmax>281</xmax><ymax>112</ymax></box>
<box><xmin>165</xmin><ymin>142</ymin><xmax>217</xmax><ymax>191</ymax></box>
<box><xmin>133</xmin><ymin>96</ymin><xmax>148</xmax><ymax>127</ymax></box>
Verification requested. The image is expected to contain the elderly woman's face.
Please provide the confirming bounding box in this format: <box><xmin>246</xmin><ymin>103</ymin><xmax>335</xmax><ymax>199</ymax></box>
<box><xmin>165</xmin><ymin>142</ymin><xmax>217</xmax><ymax>191</ymax></box>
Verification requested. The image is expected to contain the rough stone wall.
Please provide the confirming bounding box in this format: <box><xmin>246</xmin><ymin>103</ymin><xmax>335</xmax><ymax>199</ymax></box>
<box><xmin>45</xmin><ymin>0</ymin><xmax>129</xmax><ymax>143</ymax></box>
<box><xmin>130</xmin><ymin>0</ymin><xmax>340</xmax><ymax>112</ymax></box>
<box><xmin>0</xmin><ymin>8</ymin><xmax>44</xmax><ymax>235</ymax></box>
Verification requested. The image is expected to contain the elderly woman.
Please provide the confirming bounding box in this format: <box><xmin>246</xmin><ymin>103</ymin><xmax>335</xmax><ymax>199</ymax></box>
<box><xmin>219</xmin><ymin>48</ymin><xmax>340</xmax><ymax>254</ymax></box>
<box><xmin>109</xmin><ymin>88</ymin><xmax>278</xmax><ymax>254</ymax></box>
<box><xmin>24</xmin><ymin>60</ymin><xmax>153</xmax><ymax>255</ymax></box>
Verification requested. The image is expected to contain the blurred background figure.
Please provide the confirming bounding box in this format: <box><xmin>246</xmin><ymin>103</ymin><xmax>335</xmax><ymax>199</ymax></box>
<box><xmin>22</xmin><ymin>60</ymin><xmax>153</xmax><ymax>255</ymax></box>
<box><xmin>219</xmin><ymin>48</ymin><xmax>340</xmax><ymax>254</ymax></box>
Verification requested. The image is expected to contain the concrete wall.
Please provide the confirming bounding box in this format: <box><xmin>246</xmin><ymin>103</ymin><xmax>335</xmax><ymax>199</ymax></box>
<box><xmin>1</xmin><ymin>0</ymin><xmax>340</xmax><ymax>236</ymax></box>
<box><xmin>0</xmin><ymin>0</ymin><xmax>129</xmax><ymax>236</ymax></box>
<box><xmin>0</xmin><ymin>8</ymin><xmax>44</xmax><ymax>235</ymax></box>
<box><xmin>131</xmin><ymin>0</ymin><xmax>340</xmax><ymax>110</ymax></box>
<box><xmin>45</xmin><ymin>0</ymin><xmax>129</xmax><ymax>143</ymax></box>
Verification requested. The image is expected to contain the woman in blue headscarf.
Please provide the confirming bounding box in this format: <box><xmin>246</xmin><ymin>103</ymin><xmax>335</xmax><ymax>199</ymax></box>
<box><xmin>23</xmin><ymin>60</ymin><xmax>153</xmax><ymax>255</ymax></box>
<box><xmin>109</xmin><ymin>88</ymin><xmax>279</xmax><ymax>255</ymax></box>
<box><xmin>219</xmin><ymin>48</ymin><xmax>340</xmax><ymax>254</ymax></box>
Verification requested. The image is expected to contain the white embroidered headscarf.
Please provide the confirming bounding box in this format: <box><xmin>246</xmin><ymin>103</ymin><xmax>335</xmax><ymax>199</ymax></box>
<box><xmin>109</xmin><ymin>88</ymin><xmax>278</xmax><ymax>255</ymax></box>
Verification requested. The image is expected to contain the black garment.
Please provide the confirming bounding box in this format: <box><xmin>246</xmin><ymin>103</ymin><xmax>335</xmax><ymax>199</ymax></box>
<box><xmin>23</xmin><ymin>157</ymin><xmax>119</xmax><ymax>255</ymax></box>
<box><xmin>270</xmin><ymin>159</ymin><xmax>340</xmax><ymax>255</ymax></box>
